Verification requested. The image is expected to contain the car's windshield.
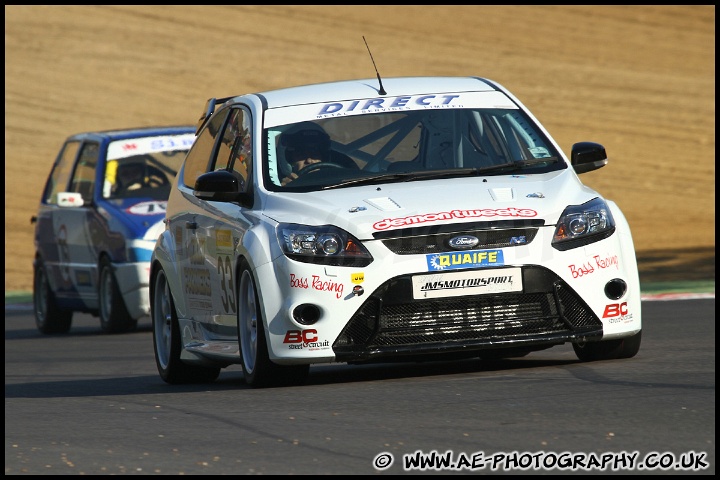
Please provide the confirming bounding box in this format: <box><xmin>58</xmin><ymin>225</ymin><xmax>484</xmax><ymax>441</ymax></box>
<box><xmin>264</xmin><ymin>106</ymin><xmax>564</xmax><ymax>191</ymax></box>
<box><xmin>103</xmin><ymin>133</ymin><xmax>194</xmax><ymax>199</ymax></box>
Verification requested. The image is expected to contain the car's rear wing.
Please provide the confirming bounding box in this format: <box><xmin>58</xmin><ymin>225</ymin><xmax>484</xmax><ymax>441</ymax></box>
<box><xmin>196</xmin><ymin>96</ymin><xmax>234</xmax><ymax>135</ymax></box>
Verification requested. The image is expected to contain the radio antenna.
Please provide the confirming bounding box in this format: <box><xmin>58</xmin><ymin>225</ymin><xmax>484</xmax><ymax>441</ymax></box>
<box><xmin>363</xmin><ymin>36</ymin><xmax>386</xmax><ymax>95</ymax></box>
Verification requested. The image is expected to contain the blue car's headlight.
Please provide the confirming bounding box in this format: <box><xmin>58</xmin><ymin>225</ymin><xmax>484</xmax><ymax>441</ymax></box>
<box><xmin>277</xmin><ymin>223</ymin><xmax>373</xmax><ymax>267</ymax></box>
<box><xmin>551</xmin><ymin>197</ymin><xmax>616</xmax><ymax>251</ymax></box>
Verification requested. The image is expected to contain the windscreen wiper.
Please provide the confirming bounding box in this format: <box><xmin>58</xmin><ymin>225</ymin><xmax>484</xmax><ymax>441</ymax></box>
<box><xmin>322</xmin><ymin>158</ymin><xmax>559</xmax><ymax>190</ymax></box>
<box><xmin>322</xmin><ymin>173</ymin><xmax>415</xmax><ymax>190</ymax></box>
<box><xmin>471</xmin><ymin>157</ymin><xmax>560</xmax><ymax>175</ymax></box>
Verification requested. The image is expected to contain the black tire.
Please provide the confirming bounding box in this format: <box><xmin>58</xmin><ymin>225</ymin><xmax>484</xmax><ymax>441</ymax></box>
<box><xmin>98</xmin><ymin>257</ymin><xmax>137</xmax><ymax>333</ymax></box>
<box><xmin>33</xmin><ymin>259</ymin><xmax>73</xmax><ymax>334</ymax></box>
<box><xmin>151</xmin><ymin>267</ymin><xmax>221</xmax><ymax>384</ymax></box>
<box><xmin>237</xmin><ymin>262</ymin><xmax>309</xmax><ymax>388</ymax></box>
<box><xmin>573</xmin><ymin>330</ymin><xmax>642</xmax><ymax>362</ymax></box>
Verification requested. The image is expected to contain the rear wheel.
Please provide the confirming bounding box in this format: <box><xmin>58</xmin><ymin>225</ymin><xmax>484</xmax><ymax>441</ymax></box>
<box><xmin>151</xmin><ymin>267</ymin><xmax>220</xmax><ymax>384</ymax></box>
<box><xmin>237</xmin><ymin>263</ymin><xmax>309</xmax><ymax>388</ymax></box>
<box><xmin>98</xmin><ymin>257</ymin><xmax>137</xmax><ymax>333</ymax></box>
<box><xmin>573</xmin><ymin>330</ymin><xmax>642</xmax><ymax>362</ymax></box>
<box><xmin>33</xmin><ymin>259</ymin><xmax>72</xmax><ymax>334</ymax></box>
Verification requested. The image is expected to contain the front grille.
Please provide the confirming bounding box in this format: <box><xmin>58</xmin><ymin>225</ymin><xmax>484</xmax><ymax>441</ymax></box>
<box><xmin>333</xmin><ymin>266</ymin><xmax>602</xmax><ymax>362</ymax></box>
<box><xmin>382</xmin><ymin>228</ymin><xmax>538</xmax><ymax>254</ymax></box>
<box><xmin>373</xmin><ymin>220</ymin><xmax>544</xmax><ymax>255</ymax></box>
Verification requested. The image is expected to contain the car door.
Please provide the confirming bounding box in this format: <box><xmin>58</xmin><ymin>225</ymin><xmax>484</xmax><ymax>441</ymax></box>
<box><xmin>35</xmin><ymin>139</ymin><xmax>81</xmax><ymax>298</ymax></box>
<box><xmin>192</xmin><ymin>107</ymin><xmax>254</xmax><ymax>331</ymax></box>
<box><xmin>50</xmin><ymin>141</ymin><xmax>103</xmax><ymax>305</ymax></box>
<box><xmin>170</xmin><ymin>109</ymin><xmax>230</xmax><ymax>324</ymax></box>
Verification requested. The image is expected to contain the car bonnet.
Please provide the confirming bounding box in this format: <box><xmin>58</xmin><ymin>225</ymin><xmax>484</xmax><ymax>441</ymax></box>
<box><xmin>100</xmin><ymin>198</ymin><xmax>167</xmax><ymax>241</ymax></box>
<box><xmin>261</xmin><ymin>169</ymin><xmax>598</xmax><ymax>240</ymax></box>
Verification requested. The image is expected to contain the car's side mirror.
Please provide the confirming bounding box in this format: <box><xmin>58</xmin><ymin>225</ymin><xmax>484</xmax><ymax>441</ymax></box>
<box><xmin>56</xmin><ymin>192</ymin><xmax>85</xmax><ymax>208</ymax></box>
<box><xmin>571</xmin><ymin>142</ymin><xmax>608</xmax><ymax>174</ymax></box>
<box><xmin>194</xmin><ymin>170</ymin><xmax>253</xmax><ymax>207</ymax></box>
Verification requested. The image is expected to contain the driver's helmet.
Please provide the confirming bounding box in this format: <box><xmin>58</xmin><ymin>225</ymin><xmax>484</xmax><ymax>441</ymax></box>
<box><xmin>116</xmin><ymin>160</ymin><xmax>145</xmax><ymax>185</ymax></box>
<box><xmin>280</xmin><ymin>124</ymin><xmax>331</xmax><ymax>170</ymax></box>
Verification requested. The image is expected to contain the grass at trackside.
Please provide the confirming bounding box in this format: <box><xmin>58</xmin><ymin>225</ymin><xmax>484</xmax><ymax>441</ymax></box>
<box><xmin>638</xmin><ymin>280</ymin><xmax>715</xmax><ymax>295</ymax></box>
<box><xmin>5</xmin><ymin>291</ymin><xmax>33</xmax><ymax>304</ymax></box>
<box><xmin>5</xmin><ymin>281</ymin><xmax>715</xmax><ymax>305</ymax></box>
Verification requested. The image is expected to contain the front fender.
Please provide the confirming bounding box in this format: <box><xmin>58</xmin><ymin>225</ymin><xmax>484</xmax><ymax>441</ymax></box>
<box><xmin>150</xmin><ymin>228</ymin><xmax>186</xmax><ymax>319</ymax></box>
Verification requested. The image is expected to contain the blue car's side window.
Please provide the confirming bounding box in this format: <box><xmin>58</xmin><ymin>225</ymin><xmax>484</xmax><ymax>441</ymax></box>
<box><xmin>68</xmin><ymin>142</ymin><xmax>99</xmax><ymax>204</ymax></box>
<box><xmin>43</xmin><ymin>140</ymin><xmax>81</xmax><ymax>205</ymax></box>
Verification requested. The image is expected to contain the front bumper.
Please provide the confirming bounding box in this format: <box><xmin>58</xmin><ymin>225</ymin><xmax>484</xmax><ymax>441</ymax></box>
<box><xmin>332</xmin><ymin>265</ymin><xmax>603</xmax><ymax>362</ymax></box>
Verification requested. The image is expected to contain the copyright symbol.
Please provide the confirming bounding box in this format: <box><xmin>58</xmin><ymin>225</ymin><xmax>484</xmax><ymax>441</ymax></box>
<box><xmin>373</xmin><ymin>452</ymin><xmax>394</xmax><ymax>470</ymax></box>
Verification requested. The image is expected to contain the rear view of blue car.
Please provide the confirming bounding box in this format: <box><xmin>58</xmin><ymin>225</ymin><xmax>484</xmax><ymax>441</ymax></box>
<box><xmin>31</xmin><ymin>126</ymin><xmax>195</xmax><ymax>333</ymax></box>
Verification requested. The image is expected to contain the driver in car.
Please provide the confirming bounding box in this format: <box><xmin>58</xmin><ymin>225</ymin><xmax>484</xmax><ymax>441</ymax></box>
<box><xmin>280</xmin><ymin>128</ymin><xmax>331</xmax><ymax>186</ymax></box>
<box><xmin>115</xmin><ymin>161</ymin><xmax>147</xmax><ymax>194</ymax></box>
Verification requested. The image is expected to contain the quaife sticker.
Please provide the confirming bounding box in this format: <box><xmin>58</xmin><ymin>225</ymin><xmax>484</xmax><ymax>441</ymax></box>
<box><xmin>412</xmin><ymin>268</ymin><xmax>522</xmax><ymax>299</ymax></box>
<box><xmin>427</xmin><ymin>249</ymin><xmax>504</xmax><ymax>271</ymax></box>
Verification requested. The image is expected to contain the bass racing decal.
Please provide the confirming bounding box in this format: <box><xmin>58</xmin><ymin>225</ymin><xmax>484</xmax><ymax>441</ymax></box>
<box><xmin>567</xmin><ymin>253</ymin><xmax>620</xmax><ymax>279</ymax></box>
<box><xmin>289</xmin><ymin>274</ymin><xmax>344</xmax><ymax>299</ymax></box>
<box><xmin>427</xmin><ymin>249</ymin><xmax>504</xmax><ymax>271</ymax></box>
<box><xmin>373</xmin><ymin>208</ymin><xmax>537</xmax><ymax>230</ymax></box>
<box><xmin>412</xmin><ymin>268</ymin><xmax>522</xmax><ymax>299</ymax></box>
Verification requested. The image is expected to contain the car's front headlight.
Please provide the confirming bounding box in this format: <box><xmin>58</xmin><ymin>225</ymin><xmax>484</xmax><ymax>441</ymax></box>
<box><xmin>277</xmin><ymin>223</ymin><xmax>373</xmax><ymax>267</ymax></box>
<box><xmin>551</xmin><ymin>197</ymin><xmax>616</xmax><ymax>251</ymax></box>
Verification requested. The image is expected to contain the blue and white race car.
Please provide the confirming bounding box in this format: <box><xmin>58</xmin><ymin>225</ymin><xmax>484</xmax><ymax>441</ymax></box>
<box><xmin>150</xmin><ymin>76</ymin><xmax>641</xmax><ymax>387</ymax></box>
<box><xmin>32</xmin><ymin>126</ymin><xmax>195</xmax><ymax>333</ymax></box>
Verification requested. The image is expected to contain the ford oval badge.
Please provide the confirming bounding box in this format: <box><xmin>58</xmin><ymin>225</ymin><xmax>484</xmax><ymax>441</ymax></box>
<box><xmin>448</xmin><ymin>235</ymin><xmax>480</xmax><ymax>250</ymax></box>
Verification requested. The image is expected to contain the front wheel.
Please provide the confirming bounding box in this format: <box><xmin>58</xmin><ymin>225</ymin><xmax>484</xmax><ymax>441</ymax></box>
<box><xmin>98</xmin><ymin>257</ymin><xmax>137</xmax><ymax>333</ymax></box>
<box><xmin>573</xmin><ymin>330</ymin><xmax>642</xmax><ymax>362</ymax></box>
<box><xmin>237</xmin><ymin>263</ymin><xmax>309</xmax><ymax>388</ymax></box>
<box><xmin>151</xmin><ymin>267</ymin><xmax>220</xmax><ymax>384</ymax></box>
<box><xmin>33</xmin><ymin>259</ymin><xmax>72</xmax><ymax>334</ymax></box>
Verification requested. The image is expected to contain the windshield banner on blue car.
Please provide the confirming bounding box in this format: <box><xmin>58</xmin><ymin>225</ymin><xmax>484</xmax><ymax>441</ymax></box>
<box><xmin>107</xmin><ymin>134</ymin><xmax>196</xmax><ymax>160</ymax></box>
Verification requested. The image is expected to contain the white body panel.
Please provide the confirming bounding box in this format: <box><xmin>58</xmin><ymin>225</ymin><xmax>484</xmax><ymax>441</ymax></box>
<box><xmin>151</xmin><ymin>76</ymin><xmax>641</xmax><ymax>375</ymax></box>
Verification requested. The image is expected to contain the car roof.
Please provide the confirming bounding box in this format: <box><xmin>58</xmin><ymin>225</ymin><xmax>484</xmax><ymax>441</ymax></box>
<box><xmin>198</xmin><ymin>77</ymin><xmax>508</xmax><ymax>133</ymax></box>
<box><xmin>248</xmin><ymin>76</ymin><xmax>500</xmax><ymax>109</ymax></box>
<box><xmin>66</xmin><ymin>125</ymin><xmax>196</xmax><ymax>142</ymax></box>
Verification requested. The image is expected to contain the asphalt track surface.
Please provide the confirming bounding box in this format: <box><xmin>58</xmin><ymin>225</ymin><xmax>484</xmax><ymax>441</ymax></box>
<box><xmin>4</xmin><ymin>295</ymin><xmax>715</xmax><ymax>475</ymax></box>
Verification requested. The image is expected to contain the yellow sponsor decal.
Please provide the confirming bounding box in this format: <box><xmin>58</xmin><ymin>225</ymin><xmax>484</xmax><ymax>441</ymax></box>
<box><xmin>351</xmin><ymin>272</ymin><xmax>364</xmax><ymax>284</ymax></box>
<box><xmin>216</xmin><ymin>229</ymin><xmax>232</xmax><ymax>248</ymax></box>
<box><xmin>174</xmin><ymin>226</ymin><xmax>183</xmax><ymax>252</ymax></box>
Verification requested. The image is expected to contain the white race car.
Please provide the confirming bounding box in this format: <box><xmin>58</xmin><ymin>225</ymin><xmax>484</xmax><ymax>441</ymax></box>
<box><xmin>150</xmin><ymin>76</ymin><xmax>641</xmax><ymax>387</ymax></box>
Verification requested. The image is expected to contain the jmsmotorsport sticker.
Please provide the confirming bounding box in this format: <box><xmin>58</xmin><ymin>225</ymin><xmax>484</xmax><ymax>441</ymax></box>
<box><xmin>412</xmin><ymin>268</ymin><xmax>522</xmax><ymax>299</ymax></box>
